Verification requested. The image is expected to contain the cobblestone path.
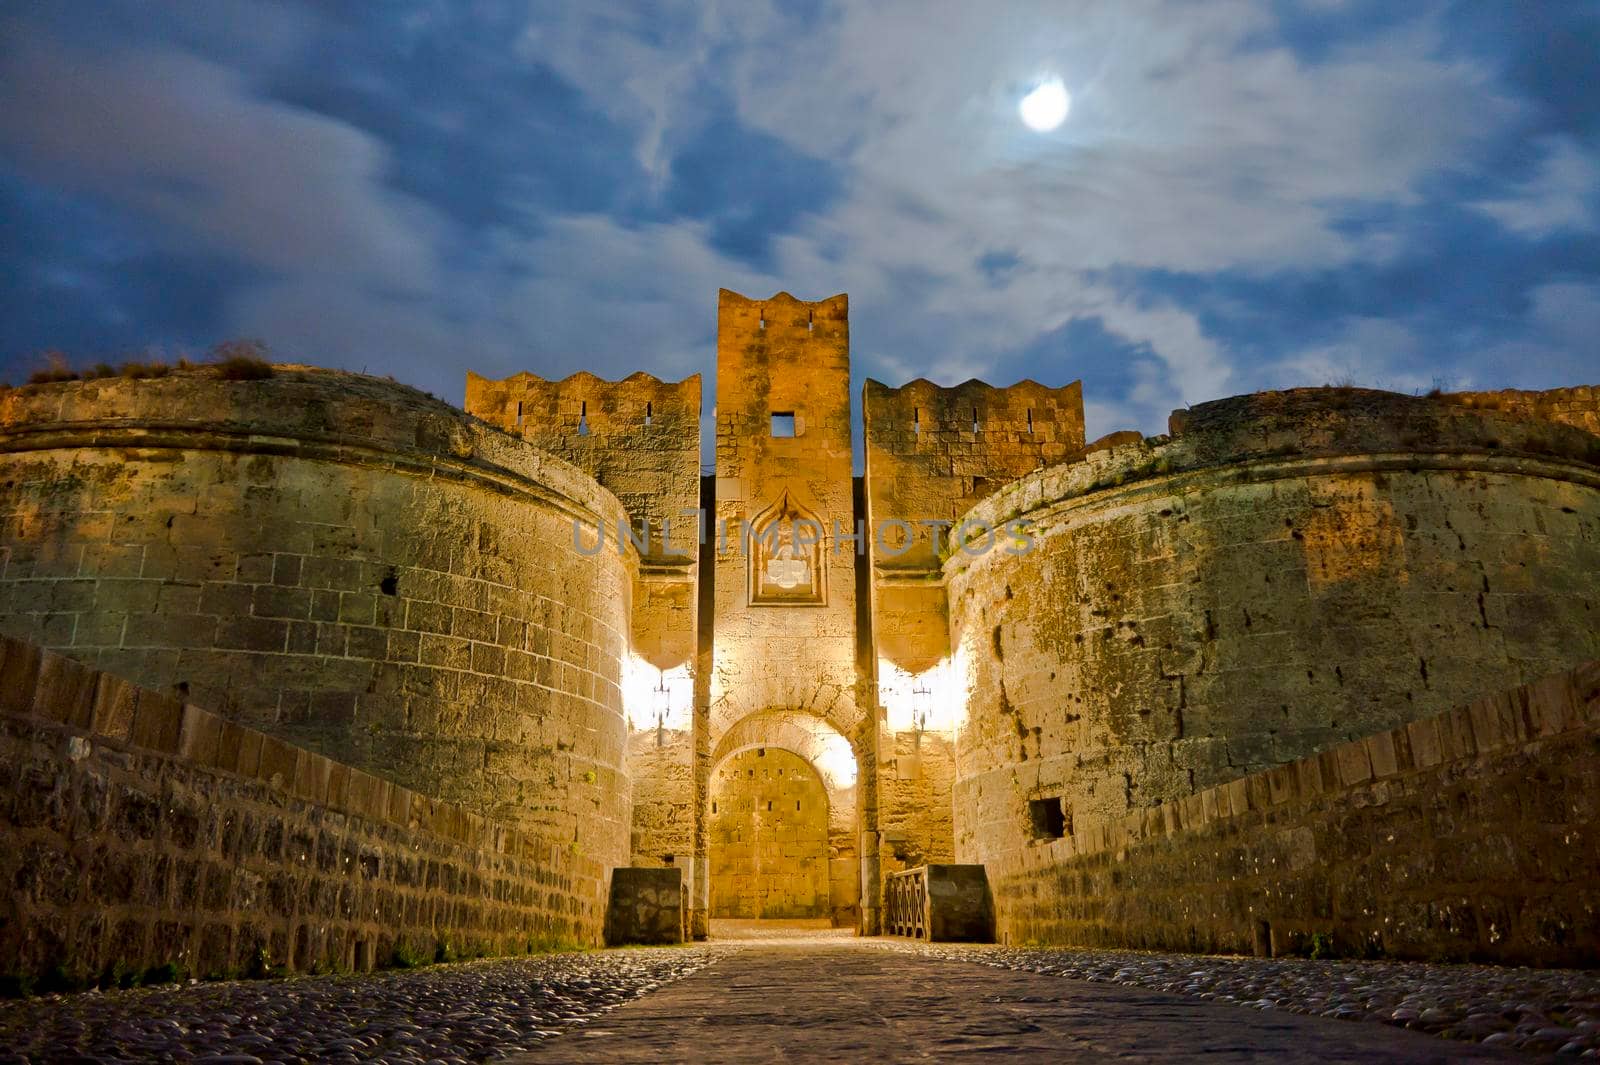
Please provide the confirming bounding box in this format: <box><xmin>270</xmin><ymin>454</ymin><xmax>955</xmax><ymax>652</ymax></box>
<box><xmin>2</xmin><ymin>929</ymin><xmax>1587</xmax><ymax>1062</ymax></box>
<box><xmin>511</xmin><ymin>940</ymin><xmax>1554</xmax><ymax>1064</ymax></box>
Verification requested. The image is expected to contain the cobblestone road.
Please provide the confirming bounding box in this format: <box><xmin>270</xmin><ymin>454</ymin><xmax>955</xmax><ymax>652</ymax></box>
<box><xmin>512</xmin><ymin>937</ymin><xmax>1558</xmax><ymax>1063</ymax></box>
<box><xmin>2</xmin><ymin>928</ymin><xmax>1591</xmax><ymax>1062</ymax></box>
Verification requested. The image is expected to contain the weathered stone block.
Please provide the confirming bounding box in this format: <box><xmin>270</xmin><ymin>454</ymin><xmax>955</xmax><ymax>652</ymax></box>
<box><xmin>34</xmin><ymin>651</ymin><xmax>98</xmax><ymax>727</ymax></box>
<box><xmin>90</xmin><ymin>674</ymin><xmax>139</xmax><ymax>741</ymax></box>
<box><xmin>130</xmin><ymin>692</ymin><xmax>183</xmax><ymax>754</ymax></box>
<box><xmin>604</xmin><ymin>867</ymin><xmax>685</xmax><ymax>945</ymax></box>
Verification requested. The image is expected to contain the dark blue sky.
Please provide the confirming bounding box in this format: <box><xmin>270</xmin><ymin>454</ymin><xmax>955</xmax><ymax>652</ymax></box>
<box><xmin>1</xmin><ymin>1</ymin><xmax>1596</xmax><ymax>438</ymax></box>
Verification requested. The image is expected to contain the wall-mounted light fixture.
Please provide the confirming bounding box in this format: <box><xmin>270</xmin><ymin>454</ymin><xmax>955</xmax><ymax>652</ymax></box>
<box><xmin>653</xmin><ymin>671</ymin><xmax>671</xmax><ymax>747</ymax></box>
<box><xmin>912</xmin><ymin>683</ymin><xmax>931</xmax><ymax>737</ymax></box>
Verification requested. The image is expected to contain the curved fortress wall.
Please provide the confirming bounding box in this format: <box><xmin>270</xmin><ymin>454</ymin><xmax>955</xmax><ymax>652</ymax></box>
<box><xmin>946</xmin><ymin>389</ymin><xmax>1600</xmax><ymax>879</ymax></box>
<box><xmin>0</xmin><ymin>367</ymin><xmax>636</xmax><ymax>873</ymax></box>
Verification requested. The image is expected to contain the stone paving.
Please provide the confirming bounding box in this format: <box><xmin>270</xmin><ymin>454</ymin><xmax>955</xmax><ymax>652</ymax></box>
<box><xmin>0</xmin><ymin>948</ymin><xmax>719</xmax><ymax>1064</ymax></box>
<box><xmin>0</xmin><ymin>928</ymin><xmax>1592</xmax><ymax>1062</ymax></box>
<box><xmin>511</xmin><ymin>937</ymin><xmax>1551</xmax><ymax>1063</ymax></box>
<box><xmin>885</xmin><ymin>942</ymin><xmax>1600</xmax><ymax>1058</ymax></box>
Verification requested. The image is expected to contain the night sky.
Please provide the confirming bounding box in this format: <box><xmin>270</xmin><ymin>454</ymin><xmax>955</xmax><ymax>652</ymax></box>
<box><xmin>1</xmin><ymin>2</ymin><xmax>1596</xmax><ymax>441</ymax></box>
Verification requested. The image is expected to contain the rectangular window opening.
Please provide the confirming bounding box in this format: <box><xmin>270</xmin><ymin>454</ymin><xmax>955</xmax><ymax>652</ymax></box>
<box><xmin>971</xmin><ymin>405</ymin><xmax>980</xmax><ymax>433</ymax></box>
<box><xmin>807</xmin><ymin>308</ymin><xmax>814</xmax><ymax>332</ymax></box>
<box><xmin>913</xmin><ymin>406</ymin><xmax>920</xmax><ymax>435</ymax></box>
<box><xmin>645</xmin><ymin>401</ymin><xmax>653</xmax><ymax>426</ymax></box>
<box><xmin>578</xmin><ymin>400</ymin><xmax>590</xmax><ymax>437</ymax></box>
<box><xmin>1027</xmin><ymin>408</ymin><xmax>1034</xmax><ymax>434</ymax></box>
<box><xmin>1029</xmin><ymin>797</ymin><xmax>1068</xmax><ymax>840</ymax></box>
<box><xmin>515</xmin><ymin>401</ymin><xmax>524</xmax><ymax>429</ymax></box>
<box><xmin>770</xmin><ymin>412</ymin><xmax>796</xmax><ymax>437</ymax></box>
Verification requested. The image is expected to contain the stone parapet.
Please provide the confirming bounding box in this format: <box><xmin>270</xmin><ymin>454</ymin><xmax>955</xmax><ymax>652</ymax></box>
<box><xmin>0</xmin><ymin>634</ymin><xmax>610</xmax><ymax>984</ymax></box>
<box><xmin>983</xmin><ymin>661</ymin><xmax>1600</xmax><ymax>965</ymax></box>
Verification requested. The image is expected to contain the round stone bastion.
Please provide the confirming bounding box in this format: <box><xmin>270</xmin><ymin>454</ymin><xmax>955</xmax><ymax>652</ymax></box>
<box><xmin>943</xmin><ymin>387</ymin><xmax>1600</xmax><ymax>867</ymax></box>
<box><xmin>0</xmin><ymin>365</ymin><xmax>636</xmax><ymax>859</ymax></box>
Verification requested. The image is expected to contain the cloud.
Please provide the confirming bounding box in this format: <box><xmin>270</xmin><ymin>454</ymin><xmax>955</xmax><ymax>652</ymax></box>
<box><xmin>0</xmin><ymin>22</ymin><xmax>438</xmax><ymax>290</ymax></box>
<box><xmin>503</xmin><ymin>0</ymin><xmax>1517</xmax><ymax>434</ymax></box>
<box><xmin>1471</xmin><ymin>281</ymin><xmax>1600</xmax><ymax>387</ymax></box>
<box><xmin>0</xmin><ymin>1</ymin><xmax>1593</xmax><ymax>442</ymax></box>
<box><xmin>1473</xmin><ymin>137</ymin><xmax>1599</xmax><ymax>239</ymax></box>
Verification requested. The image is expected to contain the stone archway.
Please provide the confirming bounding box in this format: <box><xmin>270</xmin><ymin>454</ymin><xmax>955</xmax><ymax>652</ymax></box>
<box><xmin>709</xmin><ymin>746</ymin><xmax>831</xmax><ymax>919</ymax></box>
<box><xmin>707</xmin><ymin>711</ymin><xmax>863</xmax><ymax>929</ymax></box>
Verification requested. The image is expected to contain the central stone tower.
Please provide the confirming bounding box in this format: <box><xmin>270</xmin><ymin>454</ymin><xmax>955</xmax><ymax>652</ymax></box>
<box><xmin>699</xmin><ymin>290</ymin><xmax>875</xmax><ymax>931</ymax></box>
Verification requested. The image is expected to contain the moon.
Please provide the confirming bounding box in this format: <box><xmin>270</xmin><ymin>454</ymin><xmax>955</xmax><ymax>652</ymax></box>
<box><xmin>1019</xmin><ymin>79</ymin><xmax>1070</xmax><ymax>132</ymax></box>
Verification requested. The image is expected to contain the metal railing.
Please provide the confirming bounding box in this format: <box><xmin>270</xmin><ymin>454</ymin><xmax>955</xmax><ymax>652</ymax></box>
<box><xmin>885</xmin><ymin>866</ymin><xmax>929</xmax><ymax>939</ymax></box>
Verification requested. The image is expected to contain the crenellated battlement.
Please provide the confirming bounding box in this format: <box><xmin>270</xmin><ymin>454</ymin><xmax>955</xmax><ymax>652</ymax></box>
<box><xmin>862</xmin><ymin>376</ymin><xmax>1085</xmax><ymax>575</ymax></box>
<box><xmin>465</xmin><ymin>367</ymin><xmax>700</xmax><ymax>562</ymax></box>
<box><xmin>464</xmin><ymin>368</ymin><xmax>700</xmax><ymax>442</ymax></box>
<box><xmin>1434</xmin><ymin>385</ymin><xmax>1600</xmax><ymax>438</ymax></box>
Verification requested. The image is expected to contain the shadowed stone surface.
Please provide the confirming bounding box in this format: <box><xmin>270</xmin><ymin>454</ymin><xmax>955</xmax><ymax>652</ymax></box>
<box><xmin>509</xmin><ymin>940</ymin><xmax>1550</xmax><ymax>1063</ymax></box>
<box><xmin>604</xmin><ymin>867</ymin><xmax>685</xmax><ymax>945</ymax></box>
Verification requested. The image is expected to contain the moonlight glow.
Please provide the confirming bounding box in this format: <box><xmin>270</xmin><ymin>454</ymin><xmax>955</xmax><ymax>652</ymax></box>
<box><xmin>1019</xmin><ymin>79</ymin><xmax>1070</xmax><ymax>131</ymax></box>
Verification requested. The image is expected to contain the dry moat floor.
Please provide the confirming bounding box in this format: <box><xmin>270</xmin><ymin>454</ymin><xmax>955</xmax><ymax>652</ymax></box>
<box><xmin>1</xmin><ymin>922</ymin><xmax>1596</xmax><ymax>1063</ymax></box>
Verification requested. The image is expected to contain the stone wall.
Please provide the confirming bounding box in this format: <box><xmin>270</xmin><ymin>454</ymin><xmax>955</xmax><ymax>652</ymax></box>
<box><xmin>986</xmin><ymin>662</ymin><xmax>1600</xmax><ymax>967</ymax></box>
<box><xmin>462</xmin><ymin>370</ymin><xmax>701</xmax><ymax>565</ymax></box>
<box><xmin>947</xmin><ymin>388</ymin><xmax>1600</xmax><ymax>872</ymax></box>
<box><xmin>463</xmin><ymin>369</ymin><xmax>703</xmax><ymax>907</ymax></box>
<box><xmin>0</xmin><ymin>366</ymin><xmax>635</xmax><ymax>865</ymax></box>
<box><xmin>627</xmin><ymin>729</ymin><xmax>693</xmax><ymax>869</ymax></box>
<box><xmin>878</xmin><ymin>731</ymin><xmax>956</xmax><ymax>875</ymax></box>
<box><xmin>0</xmin><ymin>636</ymin><xmax>610</xmax><ymax>985</ymax></box>
<box><xmin>862</xmin><ymin>378</ymin><xmax>1085</xmax><ymax>744</ymax></box>
<box><xmin>709</xmin><ymin>747</ymin><xmax>832</xmax><ymax>919</ymax></box>
<box><xmin>863</xmin><ymin>376</ymin><xmax>1085</xmax><ymax>583</ymax></box>
<box><xmin>1440</xmin><ymin>386</ymin><xmax>1600</xmax><ymax>438</ymax></box>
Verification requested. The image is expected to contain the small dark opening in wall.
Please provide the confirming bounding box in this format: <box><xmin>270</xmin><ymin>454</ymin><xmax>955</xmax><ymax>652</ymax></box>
<box><xmin>767</xmin><ymin>801</ymin><xmax>773</xmax><ymax>811</ymax></box>
<box><xmin>711</xmin><ymin>802</ymin><xmax>717</xmax><ymax>814</ymax></box>
<box><xmin>1029</xmin><ymin>797</ymin><xmax>1067</xmax><ymax>840</ymax></box>
<box><xmin>663</xmin><ymin>854</ymin><xmax>675</xmax><ymax>865</ymax></box>
<box><xmin>913</xmin><ymin>406</ymin><xmax>921</xmax><ymax>434</ymax></box>
<box><xmin>972</xmin><ymin>405</ymin><xmax>980</xmax><ymax>433</ymax></box>
<box><xmin>757</xmin><ymin>747</ymin><xmax>766</xmax><ymax>756</ymax></box>
<box><xmin>645</xmin><ymin>401</ymin><xmax>653</xmax><ymax>426</ymax></box>
<box><xmin>578</xmin><ymin>400</ymin><xmax>590</xmax><ymax>436</ymax></box>
<box><xmin>770</xmin><ymin>412</ymin><xmax>795</xmax><ymax>437</ymax></box>
<box><xmin>379</xmin><ymin>569</ymin><xmax>399</xmax><ymax>596</ymax></box>
<box><xmin>515</xmin><ymin>401</ymin><xmax>524</xmax><ymax>429</ymax></box>
<box><xmin>1027</xmin><ymin>408</ymin><xmax>1034</xmax><ymax>433</ymax></box>
<box><xmin>796</xmin><ymin>800</ymin><xmax>801</xmax><ymax>811</ymax></box>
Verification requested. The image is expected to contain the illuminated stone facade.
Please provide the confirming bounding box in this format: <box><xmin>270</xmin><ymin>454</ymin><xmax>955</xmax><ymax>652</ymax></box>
<box><xmin>466</xmin><ymin>293</ymin><xmax>1600</xmax><ymax>949</ymax></box>
<box><xmin>0</xmin><ymin>291</ymin><xmax>1595</xmax><ymax>975</ymax></box>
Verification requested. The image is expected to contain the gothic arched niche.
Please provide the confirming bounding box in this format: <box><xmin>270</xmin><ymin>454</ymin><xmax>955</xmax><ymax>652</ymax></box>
<box><xmin>747</xmin><ymin>489</ymin><xmax>827</xmax><ymax>606</ymax></box>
